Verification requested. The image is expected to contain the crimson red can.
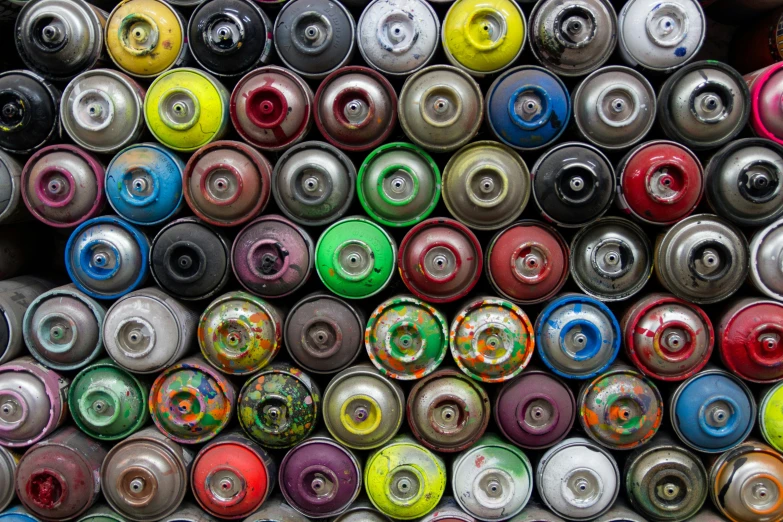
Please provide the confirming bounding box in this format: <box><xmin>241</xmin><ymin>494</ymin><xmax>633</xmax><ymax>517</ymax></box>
<box><xmin>719</xmin><ymin>298</ymin><xmax>783</xmax><ymax>383</ymax></box>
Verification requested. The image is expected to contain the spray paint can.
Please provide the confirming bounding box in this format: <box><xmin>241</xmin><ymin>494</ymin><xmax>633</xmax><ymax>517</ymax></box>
<box><xmin>230</xmin><ymin>66</ymin><xmax>313</xmax><ymax>151</ymax></box>
<box><xmin>398</xmin><ymin>66</ymin><xmax>483</xmax><ymax>153</ymax></box>
<box><xmin>191</xmin><ymin>432</ymin><xmax>275</xmax><ymax>519</ymax></box>
<box><xmin>494</xmin><ymin>370</ymin><xmax>575</xmax><ymax>450</ymax></box>
<box><xmin>183</xmin><ymin>141</ymin><xmax>271</xmax><ymax>227</ymax></box>
<box><xmin>68</xmin><ymin>359</ymin><xmax>147</xmax><ymax>441</ymax></box>
<box><xmin>617</xmin><ymin>0</ymin><xmax>705</xmax><ymax>72</ymax></box>
<box><xmin>535</xmin><ymin>294</ymin><xmax>620</xmax><ymax>380</ymax></box>
<box><xmin>746</xmin><ymin>62</ymin><xmax>783</xmax><ymax>145</ymax></box>
<box><xmin>314</xmin><ymin>67</ymin><xmax>397</xmax><ymax>153</ymax></box>
<box><xmin>188</xmin><ymin>0</ymin><xmax>272</xmax><ymax>78</ymax></box>
<box><xmin>315</xmin><ymin>217</ymin><xmax>397</xmax><ymax>300</ymax></box>
<box><xmin>485</xmin><ymin>221</ymin><xmax>568</xmax><ymax>305</ymax></box>
<box><xmin>751</xmin><ymin>218</ymin><xmax>783</xmax><ymax>301</ymax></box>
<box><xmin>416</xmin><ymin>498</ymin><xmax>474</xmax><ymax>522</ymax></box>
<box><xmin>760</xmin><ymin>381</ymin><xmax>783</xmax><ymax>453</ymax></box>
<box><xmin>240</xmin><ymin>499</ymin><xmax>308</xmax><ymax>522</ymax></box>
<box><xmin>528</xmin><ymin>0</ymin><xmax>617</xmax><ymax>77</ymax></box>
<box><xmin>0</xmin><ymin>70</ymin><xmax>59</xmax><ymax>155</ymax></box>
<box><xmin>331</xmin><ymin>501</ymin><xmax>390</xmax><ymax>522</ymax></box>
<box><xmin>450</xmin><ymin>296</ymin><xmax>535</xmax><ymax>383</ymax></box>
<box><xmin>285</xmin><ymin>293</ymin><xmax>363</xmax><ymax>375</ymax></box>
<box><xmin>238</xmin><ymin>363</ymin><xmax>320</xmax><ymax>449</ymax></box>
<box><xmin>322</xmin><ymin>364</ymin><xmax>405</xmax><ymax>451</ymax></box>
<box><xmin>441</xmin><ymin>141</ymin><xmax>530</xmax><ymax>231</ymax></box>
<box><xmin>279</xmin><ymin>435</ymin><xmax>362</xmax><ymax>518</ymax></box>
<box><xmin>536</xmin><ymin>438</ymin><xmax>619</xmax><ymax>521</ymax></box>
<box><xmin>0</xmin><ymin>277</ymin><xmax>56</xmax><ymax>365</ymax></box>
<box><xmin>150</xmin><ymin>218</ymin><xmax>231</xmax><ymax>301</ymax></box>
<box><xmin>23</xmin><ymin>284</ymin><xmax>105</xmax><ymax>371</ymax></box>
<box><xmin>616</xmin><ymin>140</ymin><xmax>704</xmax><ymax>225</ymax></box>
<box><xmin>231</xmin><ymin>215</ymin><xmax>313</xmax><ymax>298</ymax></box>
<box><xmin>61</xmin><ymin>69</ymin><xmax>145</xmax><ymax>154</ymax></box>
<box><xmin>593</xmin><ymin>501</ymin><xmax>646</xmax><ymax>522</ymax></box>
<box><xmin>103</xmin><ymin>287</ymin><xmax>196</xmax><ymax>374</ymax></box>
<box><xmin>161</xmin><ymin>503</ymin><xmax>216</xmax><ymax>522</ymax></box>
<box><xmin>622</xmin><ymin>293</ymin><xmax>714</xmax><ymax>381</ymax></box>
<box><xmin>105</xmin><ymin>0</ymin><xmax>188</xmax><ymax>78</ymax></box>
<box><xmin>510</xmin><ymin>503</ymin><xmax>565</xmax><ymax>522</ymax></box>
<box><xmin>0</xmin><ymin>508</ymin><xmax>40</xmax><ymax>522</ymax></box>
<box><xmin>76</xmin><ymin>505</ymin><xmax>127</xmax><ymax>522</ymax></box>
<box><xmin>718</xmin><ymin>298</ymin><xmax>783</xmax><ymax>383</ymax></box>
<box><xmin>272</xmin><ymin>141</ymin><xmax>355</xmax><ymax>227</ymax></box>
<box><xmin>65</xmin><ymin>216</ymin><xmax>149</xmax><ymax>300</ymax></box>
<box><xmin>0</xmin><ymin>447</ymin><xmax>17</xmax><ymax>512</ymax></box>
<box><xmin>705</xmin><ymin>138</ymin><xmax>783</xmax><ymax>226</ymax></box>
<box><xmin>670</xmin><ymin>368</ymin><xmax>756</xmax><ymax>453</ymax></box>
<box><xmin>101</xmin><ymin>427</ymin><xmax>193</xmax><ymax>522</ymax></box>
<box><xmin>406</xmin><ymin>369</ymin><xmax>489</xmax><ymax>453</ymax></box>
<box><xmin>683</xmin><ymin>507</ymin><xmax>729</xmax><ymax>522</ymax></box>
<box><xmin>654</xmin><ymin>214</ymin><xmax>749</xmax><ymax>304</ymax></box>
<box><xmin>531</xmin><ymin>142</ymin><xmax>615</xmax><ymax>228</ymax></box>
<box><xmin>22</xmin><ymin>145</ymin><xmax>105</xmax><ymax>228</ymax></box>
<box><xmin>398</xmin><ymin>219</ymin><xmax>481</xmax><ymax>303</ymax></box>
<box><xmin>624</xmin><ymin>434</ymin><xmax>708</xmax><ymax>521</ymax></box>
<box><xmin>485</xmin><ymin>67</ymin><xmax>570</xmax><ymax>151</ymax></box>
<box><xmin>0</xmin><ymin>152</ymin><xmax>25</xmax><ymax>225</ymax></box>
<box><xmin>198</xmin><ymin>291</ymin><xmax>283</xmax><ymax>376</ymax></box>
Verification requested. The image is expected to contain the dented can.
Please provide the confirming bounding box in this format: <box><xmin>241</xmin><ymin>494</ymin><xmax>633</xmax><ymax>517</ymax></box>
<box><xmin>61</xmin><ymin>69</ymin><xmax>145</xmax><ymax>154</ymax></box>
<box><xmin>272</xmin><ymin>141</ymin><xmax>355</xmax><ymax>227</ymax></box>
<box><xmin>274</xmin><ymin>0</ymin><xmax>355</xmax><ymax>79</ymax></box>
<box><xmin>15</xmin><ymin>0</ymin><xmax>105</xmax><ymax>82</ymax></box>
<box><xmin>532</xmin><ymin>142</ymin><xmax>615</xmax><ymax>228</ymax></box>
<box><xmin>241</xmin><ymin>499</ymin><xmax>307</xmax><ymax>522</ymax></box>
<box><xmin>442</xmin><ymin>141</ymin><xmax>530</xmax><ymax>231</ymax></box>
<box><xmin>105</xmin><ymin>0</ymin><xmax>188</xmax><ymax>78</ymax></box>
<box><xmin>718</xmin><ymin>298</ymin><xmax>783</xmax><ymax>383</ymax></box>
<box><xmin>398</xmin><ymin>65</ymin><xmax>483</xmax><ymax>153</ymax></box>
<box><xmin>198</xmin><ymin>291</ymin><xmax>282</xmax><ymax>376</ymax></box>
<box><xmin>709</xmin><ymin>441</ymin><xmax>783</xmax><ymax>522</ymax></box>
<box><xmin>536</xmin><ymin>438</ymin><xmax>619</xmax><ymax>521</ymax></box>
<box><xmin>407</xmin><ymin>369</ymin><xmax>490</xmax><ymax>453</ymax></box>
<box><xmin>103</xmin><ymin>287</ymin><xmax>197</xmax><ymax>374</ymax></box>
<box><xmin>536</xmin><ymin>294</ymin><xmax>620</xmax><ymax>380</ymax></box>
<box><xmin>101</xmin><ymin>426</ymin><xmax>193</xmax><ymax>522</ymax></box>
<box><xmin>450</xmin><ymin>296</ymin><xmax>535</xmax><ymax>383</ymax></box>
<box><xmin>452</xmin><ymin>434</ymin><xmax>533</xmax><ymax>521</ymax></box>
<box><xmin>751</xmin><ymin>218</ymin><xmax>783</xmax><ymax>300</ymax></box>
<box><xmin>323</xmin><ymin>364</ymin><xmax>405</xmax><ymax>450</ymax></box>
<box><xmin>486</xmin><ymin>221</ymin><xmax>569</xmax><ymax>305</ymax></box>
<box><xmin>578</xmin><ymin>365</ymin><xmax>663</xmax><ymax>450</ymax></box>
<box><xmin>617</xmin><ymin>0</ymin><xmax>706</xmax><ymax>72</ymax></box>
<box><xmin>231</xmin><ymin>67</ymin><xmax>313</xmax><ymax>151</ymax></box>
<box><xmin>494</xmin><ymin>370</ymin><xmax>575</xmax><ymax>450</ymax></box>
<box><xmin>654</xmin><ymin>214</ymin><xmax>749</xmax><ymax>304</ymax></box>
<box><xmin>315</xmin><ymin>217</ymin><xmax>397</xmax><ymax>300</ymax></box>
<box><xmin>184</xmin><ymin>141</ymin><xmax>272</xmax><ymax>227</ymax></box>
<box><xmin>746</xmin><ymin>63</ymin><xmax>783</xmax><ymax>145</ymax></box>
<box><xmin>0</xmin><ymin>70</ymin><xmax>60</xmax><ymax>155</ymax></box>
<box><xmin>616</xmin><ymin>140</ymin><xmax>705</xmax><ymax>226</ymax></box>
<box><xmin>238</xmin><ymin>363</ymin><xmax>320</xmax><ymax>449</ymax></box>
<box><xmin>573</xmin><ymin>66</ymin><xmax>656</xmax><ymax>150</ymax></box>
<box><xmin>191</xmin><ymin>432</ymin><xmax>275</xmax><ymax>519</ymax></box>
<box><xmin>622</xmin><ymin>293</ymin><xmax>714</xmax><ymax>381</ymax></box>
<box><xmin>358</xmin><ymin>0</ymin><xmax>439</xmax><ymax>76</ymax></box>
<box><xmin>279</xmin><ymin>435</ymin><xmax>362</xmax><ymax>518</ymax></box>
<box><xmin>150</xmin><ymin>218</ymin><xmax>231</xmax><ymax>301</ymax></box>
<box><xmin>188</xmin><ymin>0</ymin><xmax>272</xmax><ymax>78</ymax></box>
<box><xmin>442</xmin><ymin>0</ymin><xmax>526</xmax><ymax>76</ymax></box>
<box><xmin>760</xmin><ymin>381</ymin><xmax>783</xmax><ymax>452</ymax></box>
<box><xmin>22</xmin><ymin>145</ymin><xmax>105</xmax><ymax>228</ymax></box>
<box><xmin>398</xmin><ymin>219</ymin><xmax>482</xmax><ymax>303</ymax></box>
<box><xmin>529</xmin><ymin>0</ymin><xmax>617</xmax><ymax>77</ymax></box>
<box><xmin>485</xmin><ymin>66</ymin><xmax>570</xmax><ymax>151</ymax></box>
<box><xmin>23</xmin><ymin>284</ymin><xmax>105</xmax><ymax>371</ymax></box>
<box><xmin>331</xmin><ymin>502</ymin><xmax>390</xmax><ymax>522</ymax></box>
<box><xmin>569</xmin><ymin>217</ymin><xmax>652</xmax><ymax>301</ymax></box>
<box><xmin>624</xmin><ymin>434</ymin><xmax>708</xmax><ymax>521</ymax></box>
<box><xmin>0</xmin><ymin>356</ymin><xmax>68</xmax><ymax>447</ymax></box>
<box><xmin>705</xmin><ymin>138</ymin><xmax>783</xmax><ymax>226</ymax></box>
<box><xmin>0</xmin><ymin>447</ymin><xmax>16</xmax><ymax>512</ymax></box>
<box><xmin>68</xmin><ymin>359</ymin><xmax>147</xmax><ymax>441</ymax></box>
<box><xmin>0</xmin><ymin>152</ymin><xmax>25</xmax><ymax>225</ymax></box>
<box><xmin>285</xmin><ymin>293</ymin><xmax>363</xmax><ymax>374</ymax></box>
<box><xmin>0</xmin><ymin>277</ymin><xmax>56</xmax><ymax>365</ymax></box>
<box><xmin>315</xmin><ymin>66</ymin><xmax>397</xmax><ymax>153</ymax></box>
<box><xmin>670</xmin><ymin>368</ymin><xmax>756</xmax><ymax>453</ymax></box>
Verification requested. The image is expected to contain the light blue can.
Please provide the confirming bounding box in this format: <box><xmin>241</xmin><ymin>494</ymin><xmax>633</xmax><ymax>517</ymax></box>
<box><xmin>0</xmin><ymin>507</ymin><xmax>41</xmax><ymax>522</ymax></box>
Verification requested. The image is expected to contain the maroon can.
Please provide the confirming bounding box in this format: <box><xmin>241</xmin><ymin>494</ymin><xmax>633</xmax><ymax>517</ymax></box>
<box><xmin>398</xmin><ymin>218</ymin><xmax>482</xmax><ymax>303</ymax></box>
<box><xmin>486</xmin><ymin>221</ymin><xmax>569</xmax><ymax>304</ymax></box>
<box><xmin>719</xmin><ymin>298</ymin><xmax>783</xmax><ymax>383</ymax></box>
<box><xmin>15</xmin><ymin>427</ymin><xmax>107</xmax><ymax>521</ymax></box>
<box><xmin>279</xmin><ymin>435</ymin><xmax>362</xmax><ymax>518</ymax></box>
<box><xmin>494</xmin><ymin>369</ymin><xmax>575</xmax><ymax>450</ymax></box>
<box><xmin>232</xmin><ymin>215</ymin><xmax>314</xmax><ymax>298</ymax></box>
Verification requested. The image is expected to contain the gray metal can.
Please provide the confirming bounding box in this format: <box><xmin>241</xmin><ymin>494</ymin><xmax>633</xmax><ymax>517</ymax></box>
<box><xmin>0</xmin><ymin>152</ymin><xmax>27</xmax><ymax>225</ymax></box>
<box><xmin>0</xmin><ymin>276</ymin><xmax>55</xmax><ymax>365</ymax></box>
<box><xmin>592</xmin><ymin>500</ymin><xmax>647</xmax><ymax>522</ymax></box>
<box><xmin>160</xmin><ymin>503</ymin><xmax>217</xmax><ymax>522</ymax></box>
<box><xmin>508</xmin><ymin>503</ymin><xmax>565</xmax><ymax>522</ymax></box>
<box><xmin>0</xmin><ymin>446</ymin><xmax>18</xmax><ymax>512</ymax></box>
<box><xmin>750</xmin><ymin>218</ymin><xmax>783</xmax><ymax>301</ymax></box>
<box><xmin>332</xmin><ymin>500</ymin><xmax>391</xmax><ymax>522</ymax></box>
<box><xmin>241</xmin><ymin>498</ymin><xmax>308</xmax><ymax>522</ymax></box>
<box><xmin>103</xmin><ymin>287</ymin><xmax>197</xmax><ymax>374</ymax></box>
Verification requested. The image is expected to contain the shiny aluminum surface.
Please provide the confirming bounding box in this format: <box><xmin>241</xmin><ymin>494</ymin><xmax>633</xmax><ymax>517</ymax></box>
<box><xmin>750</xmin><ymin>218</ymin><xmax>783</xmax><ymax>301</ymax></box>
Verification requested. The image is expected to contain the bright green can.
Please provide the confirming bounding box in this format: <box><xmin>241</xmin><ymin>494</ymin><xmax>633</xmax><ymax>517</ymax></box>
<box><xmin>760</xmin><ymin>381</ymin><xmax>783</xmax><ymax>452</ymax></box>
